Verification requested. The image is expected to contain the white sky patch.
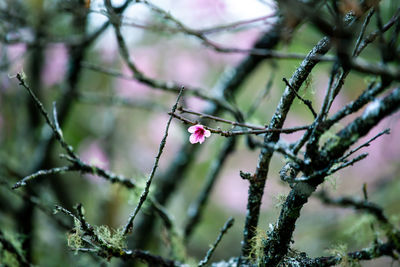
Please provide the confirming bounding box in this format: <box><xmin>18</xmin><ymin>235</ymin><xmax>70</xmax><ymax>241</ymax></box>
<box><xmin>225</xmin><ymin>0</ymin><xmax>275</xmax><ymax>21</ymax></box>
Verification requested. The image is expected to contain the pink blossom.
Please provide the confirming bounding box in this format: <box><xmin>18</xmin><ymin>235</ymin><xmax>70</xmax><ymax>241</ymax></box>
<box><xmin>188</xmin><ymin>124</ymin><xmax>211</xmax><ymax>144</ymax></box>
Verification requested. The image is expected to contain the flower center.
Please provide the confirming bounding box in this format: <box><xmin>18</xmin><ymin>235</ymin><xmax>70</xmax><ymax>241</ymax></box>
<box><xmin>195</xmin><ymin>128</ymin><xmax>205</xmax><ymax>135</ymax></box>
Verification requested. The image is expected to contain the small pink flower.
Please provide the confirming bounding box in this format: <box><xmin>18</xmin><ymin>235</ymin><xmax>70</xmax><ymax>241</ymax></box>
<box><xmin>188</xmin><ymin>124</ymin><xmax>211</xmax><ymax>144</ymax></box>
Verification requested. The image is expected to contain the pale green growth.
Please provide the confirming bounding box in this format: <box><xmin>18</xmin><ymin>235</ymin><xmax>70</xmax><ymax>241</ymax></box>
<box><xmin>127</xmin><ymin>174</ymin><xmax>147</xmax><ymax>205</ymax></box>
<box><xmin>0</xmin><ymin>230</ymin><xmax>25</xmax><ymax>265</ymax></box>
<box><xmin>324</xmin><ymin>174</ymin><xmax>339</xmax><ymax>190</ymax></box>
<box><xmin>171</xmin><ymin>234</ymin><xmax>186</xmax><ymax>262</ymax></box>
<box><xmin>67</xmin><ymin>218</ymin><xmax>126</xmax><ymax>252</ymax></box>
<box><xmin>305</xmin><ymin>73</ymin><xmax>314</xmax><ymax>95</ymax></box>
<box><xmin>247</xmin><ymin>227</ymin><xmax>268</xmax><ymax>265</ymax></box>
<box><xmin>301</xmin><ymin>72</ymin><xmax>315</xmax><ymax>98</ymax></box>
<box><xmin>326</xmin><ymin>243</ymin><xmax>360</xmax><ymax>267</ymax></box>
<box><xmin>320</xmin><ymin>131</ymin><xmax>340</xmax><ymax>148</ymax></box>
<box><xmin>162</xmin><ymin>227</ymin><xmax>187</xmax><ymax>262</ymax></box>
<box><xmin>363</xmin><ymin>75</ymin><xmax>377</xmax><ymax>86</ymax></box>
<box><xmin>1</xmin><ymin>250</ymin><xmax>19</xmax><ymax>267</ymax></box>
<box><xmin>345</xmin><ymin>214</ymin><xmax>376</xmax><ymax>245</ymax></box>
<box><xmin>389</xmin><ymin>214</ymin><xmax>400</xmax><ymax>225</ymax></box>
<box><xmin>274</xmin><ymin>193</ymin><xmax>287</xmax><ymax>209</ymax></box>
<box><xmin>67</xmin><ymin>218</ymin><xmax>84</xmax><ymax>251</ymax></box>
<box><xmin>94</xmin><ymin>225</ymin><xmax>126</xmax><ymax>250</ymax></box>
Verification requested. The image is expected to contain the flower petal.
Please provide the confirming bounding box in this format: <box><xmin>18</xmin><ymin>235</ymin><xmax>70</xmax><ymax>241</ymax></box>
<box><xmin>198</xmin><ymin>135</ymin><xmax>205</xmax><ymax>144</ymax></box>
<box><xmin>204</xmin><ymin>129</ymin><xmax>211</xmax><ymax>138</ymax></box>
<box><xmin>188</xmin><ymin>125</ymin><xmax>198</xmax><ymax>133</ymax></box>
<box><xmin>189</xmin><ymin>134</ymin><xmax>198</xmax><ymax>144</ymax></box>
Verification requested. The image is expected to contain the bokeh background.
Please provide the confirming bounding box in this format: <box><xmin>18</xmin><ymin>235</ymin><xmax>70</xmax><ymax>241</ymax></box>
<box><xmin>0</xmin><ymin>0</ymin><xmax>399</xmax><ymax>266</ymax></box>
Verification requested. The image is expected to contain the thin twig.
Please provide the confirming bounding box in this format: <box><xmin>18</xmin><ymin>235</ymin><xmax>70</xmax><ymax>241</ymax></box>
<box><xmin>339</xmin><ymin>128</ymin><xmax>390</xmax><ymax>162</ymax></box>
<box><xmin>352</xmin><ymin>9</ymin><xmax>375</xmax><ymax>57</ymax></box>
<box><xmin>327</xmin><ymin>153</ymin><xmax>369</xmax><ymax>176</ymax></box>
<box><xmin>131</xmin><ymin>0</ymin><xmax>336</xmax><ymax>60</ymax></box>
<box><xmin>170</xmin><ymin>113</ymin><xmax>310</xmax><ymax>136</ymax></box>
<box><xmin>178</xmin><ymin>106</ymin><xmax>266</xmax><ymax>130</ymax></box>
<box><xmin>13</xmin><ymin>156</ymin><xmax>137</xmax><ymax>190</ymax></box>
<box><xmin>80</xmin><ymin>62</ymin><xmax>232</xmax><ymax>111</ymax></box>
<box><xmin>12</xmin><ymin>166</ymin><xmax>74</xmax><ymax>189</ymax></box>
<box><xmin>282</xmin><ymin>77</ymin><xmax>317</xmax><ymax>118</ymax></box>
<box><xmin>0</xmin><ymin>179</ymin><xmax>70</xmax><ymax>229</ymax></box>
<box><xmin>198</xmin><ymin>217</ymin><xmax>234</xmax><ymax>267</ymax></box>
<box><xmin>123</xmin><ymin>87</ymin><xmax>184</xmax><ymax>235</ymax></box>
<box><xmin>15</xmin><ymin>73</ymin><xmax>78</xmax><ymax>160</ymax></box>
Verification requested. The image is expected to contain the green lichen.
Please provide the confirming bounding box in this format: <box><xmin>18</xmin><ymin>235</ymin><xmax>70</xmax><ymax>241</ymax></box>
<box><xmin>345</xmin><ymin>214</ymin><xmax>376</xmax><ymax>245</ymax></box>
<box><xmin>327</xmin><ymin>243</ymin><xmax>360</xmax><ymax>267</ymax></box>
<box><xmin>1</xmin><ymin>250</ymin><xmax>19</xmax><ymax>267</ymax></box>
<box><xmin>166</xmin><ymin>229</ymin><xmax>186</xmax><ymax>262</ymax></box>
<box><xmin>274</xmin><ymin>193</ymin><xmax>287</xmax><ymax>209</ymax></box>
<box><xmin>67</xmin><ymin>218</ymin><xmax>84</xmax><ymax>251</ymax></box>
<box><xmin>94</xmin><ymin>225</ymin><xmax>126</xmax><ymax>250</ymax></box>
<box><xmin>321</xmin><ymin>132</ymin><xmax>341</xmax><ymax>151</ymax></box>
<box><xmin>247</xmin><ymin>228</ymin><xmax>268</xmax><ymax>265</ymax></box>
<box><xmin>324</xmin><ymin>174</ymin><xmax>339</xmax><ymax>190</ymax></box>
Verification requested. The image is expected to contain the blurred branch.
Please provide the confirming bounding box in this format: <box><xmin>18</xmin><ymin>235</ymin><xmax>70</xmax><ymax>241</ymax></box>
<box><xmin>316</xmin><ymin>190</ymin><xmax>389</xmax><ymax>224</ymax></box>
<box><xmin>126</xmin><ymin>1</ymin><xmax>335</xmax><ymax>60</ymax></box>
<box><xmin>0</xmin><ymin>178</ymin><xmax>70</xmax><ymax>230</ymax></box>
<box><xmin>77</xmin><ymin>91</ymin><xmax>168</xmax><ymax>112</ymax></box>
<box><xmin>354</xmin><ymin>7</ymin><xmax>400</xmax><ymax>57</ymax></box>
<box><xmin>121</xmin><ymin>12</ymin><xmax>276</xmax><ymax>34</ymax></box>
<box><xmin>0</xmin><ymin>229</ymin><xmax>31</xmax><ymax>267</ymax></box>
<box><xmin>81</xmin><ymin>62</ymin><xmax>234</xmax><ymax>112</ymax></box>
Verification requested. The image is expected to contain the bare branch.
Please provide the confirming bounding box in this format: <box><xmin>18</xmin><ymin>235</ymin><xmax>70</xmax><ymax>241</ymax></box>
<box><xmin>122</xmin><ymin>87</ymin><xmax>184</xmax><ymax>235</ymax></box>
